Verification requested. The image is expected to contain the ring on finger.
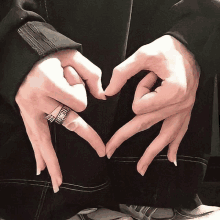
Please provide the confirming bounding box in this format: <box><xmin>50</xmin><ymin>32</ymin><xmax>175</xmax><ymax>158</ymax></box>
<box><xmin>55</xmin><ymin>105</ymin><xmax>71</xmax><ymax>125</ymax></box>
<box><xmin>45</xmin><ymin>104</ymin><xmax>63</xmax><ymax>123</ymax></box>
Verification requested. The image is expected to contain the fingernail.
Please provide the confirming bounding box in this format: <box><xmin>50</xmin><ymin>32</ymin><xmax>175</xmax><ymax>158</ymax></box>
<box><xmin>174</xmin><ymin>160</ymin><xmax>177</xmax><ymax>167</ymax></box>
<box><xmin>53</xmin><ymin>186</ymin><xmax>59</xmax><ymax>193</ymax></box>
<box><xmin>139</xmin><ymin>165</ymin><xmax>148</xmax><ymax>176</ymax></box>
<box><xmin>107</xmin><ymin>152</ymin><xmax>113</xmax><ymax>159</ymax></box>
<box><xmin>139</xmin><ymin>170</ymin><xmax>145</xmax><ymax>176</ymax></box>
<box><xmin>36</xmin><ymin>170</ymin><xmax>41</xmax><ymax>176</ymax></box>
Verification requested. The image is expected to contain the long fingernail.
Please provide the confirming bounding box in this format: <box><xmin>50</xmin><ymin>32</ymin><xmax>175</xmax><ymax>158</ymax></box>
<box><xmin>53</xmin><ymin>186</ymin><xmax>59</xmax><ymax>193</ymax></box>
<box><xmin>139</xmin><ymin>166</ymin><xmax>147</xmax><ymax>176</ymax></box>
<box><xmin>174</xmin><ymin>160</ymin><xmax>177</xmax><ymax>167</ymax></box>
<box><xmin>107</xmin><ymin>151</ymin><xmax>113</xmax><ymax>159</ymax></box>
<box><xmin>139</xmin><ymin>169</ymin><xmax>145</xmax><ymax>176</ymax></box>
<box><xmin>36</xmin><ymin>169</ymin><xmax>41</xmax><ymax>176</ymax></box>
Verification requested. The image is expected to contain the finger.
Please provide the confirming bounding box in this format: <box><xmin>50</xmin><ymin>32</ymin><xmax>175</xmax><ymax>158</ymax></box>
<box><xmin>63</xmin><ymin>66</ymin><xmax>85</xmax><ymax>86</ymax></box>
<box><xmin>62</xmin><ymin>111</ymin><xmax>106</xmax><ymax>157</ymax></box>
<box><xmin>105</xmin><ymin>49</ymin><xmax>145</xmax><ymax>96</ymax></box>
<box><xmin>19</xmin><ymin>107</ymin><xmax>62</xmax><ymax>193</ymax></box>
<box><xmin>56</xmin><ymin>50</ymin><xmax>106</xmax><ymax>100</ymax></box>
<box><xmin>46</xmin><ymin>66</ymin><xmax>87</xmax><ymax>112</ymax></box>
<box><xmin>133</xmin><ymin>72</ymin><xmax>158</xmax><ymax>102</ymax></box>
<box><xmin>23</xmin><ymin>91</ymin><xmax>105</xmax><ymax>158</ymax></box>
<box><xmin>106</xmin><ymin>115</ymin><xmax>144</xmax><ymax>158</ymax></box>
<box><xmin>106</xmin><ymin>102</ymin><xmax>192</xmax><ymax>158</ymax></box>
<box><xmin>132</xmin><ymin>75</ymin><xmax>188</xmax><ymax>114</ymax></box>
<box><xmin>20</xmin><ymin>111</ymin><xmax>46</xmax><ymax>175</ymax></box>
<box><xmin>137</xmin><ymin>111</ymin><xmax>188</xmax><ymax>176</ymax></box>
<box><xmin>167</xmin><ymin>111</ymin><xmax>191</xmax><ymax>165</ymax></box>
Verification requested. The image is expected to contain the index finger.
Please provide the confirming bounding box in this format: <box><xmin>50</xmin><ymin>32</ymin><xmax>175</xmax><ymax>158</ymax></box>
<box><xmin>63</xmin><ymin>111</ymin><xmax>106</xmax><ymax>157</ymax></box>
<box><xmin>55</xmin><ymin>50</ymin><xmax>106</xmax><ymax>100</ymax></box>
<box><xmin>105</xmin><ymin>49</ymin><xmax>145</xmax><ymax>96</ymax></box>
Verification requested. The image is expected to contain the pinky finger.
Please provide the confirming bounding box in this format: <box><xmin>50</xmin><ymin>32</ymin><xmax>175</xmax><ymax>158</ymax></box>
<box><xmin>167</xmin><ymin>111</ymin><xmax>191</xmax><ymax>165</ymax></box>
<box><xmin>20</xmin><ymin>111</ymin><xmax>46</xmax><ymax>175</ymax></box>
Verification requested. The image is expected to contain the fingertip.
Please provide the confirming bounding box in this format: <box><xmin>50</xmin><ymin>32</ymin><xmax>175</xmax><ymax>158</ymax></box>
<box><xmin>53</xmin><ymin>186</ymin><xmax>59</xmax><ymax>193</ymax></box>
<box><xmin>99</xmin><ymin>92</ymin><xmax>107</xmax><ymax>100</ymax></box>
<box><xmin>174</xmin><ymin>160</ymin><xmax>177</xmax><ymax>167</ymax></box>
<box><xmin>36</xmin><ymin>169</ymin><xmax>41</xmax><ymax>176</ymax></box>
<box><xmin>138</xmin><ymin>166</ymin><xmax>146</xmax><ymax>176</ymax></box>
<box><xmin>139</xmin><ymin>170</ymin><xmax>145</xmax><ymax>176</ymax></box>
<box><xmin>98</xmin><ymin>150</ymin><xmax>106</xmax><ymax>157</ymax></box>
<box><xmin>104</xmin><ymin>87</ymin><xmax>118</xmax><ymax>97</ymax></box>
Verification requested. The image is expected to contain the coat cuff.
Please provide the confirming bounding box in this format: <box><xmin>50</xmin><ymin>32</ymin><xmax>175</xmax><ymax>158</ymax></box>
<box><xmin>165</xmin><ymin>15</ymin><xmax>216</xmax><ymax>58</ymax></box>
<box><xmin>0</xmin><ymin>21</ymin><xmax>82</xmax><ymax>113</ymax></box>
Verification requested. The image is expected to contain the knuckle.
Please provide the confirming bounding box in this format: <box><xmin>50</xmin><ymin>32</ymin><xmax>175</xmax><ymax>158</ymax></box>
<box><xmin>91</xmin><ymin>67</ymin><xmax>102</xmax><ymax>80</ymax></box>
<box><xmin>66</xmin><ymin>118</ymin><xmax>80</xmax><ymax>132</ymax></box>
<box><xmin>137</xmin><ymin>45</ymin><xmax>147</xmax><ymax>56</ymax></box>
<box><xmin>138</xmin><ymin>121</ymin><xmax>149</xmax><ymax>132</ymax></box>
<box><xmin>76</xmin><ymin>100</ymin><xmax>87</xmax><ymax>112</ymax></box>
<box><xmin>38</xmin><ymin>58</ymin><xmax>62</xmax><ymax>73</ymax></box>
<box><xmin>132</xmin><ymin>101</ymin><xmax>142</xmax><ymax>115</ymax></box>
<box><xmin>112</xmin><ymin>67</ymin><xmax>124</xmax><ymax>78</ymax></box>
<box><xmin>172</xmin><ymin>85</ymin><xmax>187</xmax><ymax>101</ymax></box>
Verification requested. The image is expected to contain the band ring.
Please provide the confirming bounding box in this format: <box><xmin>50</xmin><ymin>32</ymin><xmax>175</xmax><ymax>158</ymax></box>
<box><xmin>45</xmin><ymin>114</ymin><xmax>56</xmax><ymax>123</ymax></box>
<box><xmin>54</xmin><ymin>105</ymin><xmax>71</xmax><ymax>125</ymax></box>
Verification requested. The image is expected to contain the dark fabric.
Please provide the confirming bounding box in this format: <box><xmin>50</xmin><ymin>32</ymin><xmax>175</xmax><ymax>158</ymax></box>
<box><xmin>0</xmin><ymin>0</ymin><xmax>219</xmax><ymax>219</ymax></box>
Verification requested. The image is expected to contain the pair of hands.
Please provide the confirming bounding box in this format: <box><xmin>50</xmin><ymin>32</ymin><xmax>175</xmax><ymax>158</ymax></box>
<box><xmin>15</xmin><ymin>35</ymin><xmax>200</xmax><ymax>193</ymax></box>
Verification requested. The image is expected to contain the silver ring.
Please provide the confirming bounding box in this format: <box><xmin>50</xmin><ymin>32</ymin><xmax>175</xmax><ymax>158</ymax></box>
<box><xmin>55</xmin><ymin>105</ymin><xmax>71</xmax><ymax>125</ymax></box>
<box><xmin>45</xmin><ymin>114</ymin><xmax>56</xmax><ymax>123</ymax></box>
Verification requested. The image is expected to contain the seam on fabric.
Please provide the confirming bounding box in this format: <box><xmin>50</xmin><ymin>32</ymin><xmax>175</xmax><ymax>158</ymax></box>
<box><xmin>30</xmin><ymin>23</ymin><xmax>57</xmax><ymax>49</ymax></box>
<box><xmin>110</xmin><ymin>159</ymin><xmax>207</xmax><ymax>166</ymax></box>
<box><xmin>0</xmin><ymin>179</ymin><xmax>48</xmax><ymax>183</ymax></box>
<box><xmin>62</xmin><ymin>180</ymin><xmax>109</xmax><ymax>188</ymax></box>
<box><xmin>0</xmin><ymin>179</ymin><xmax>110</xmax><ymax>189</ymax></box>
<box><xmin>18</xmin><ymin>24</ymin><xmax>47</xmax><ymax>55</ymax></box>
<box><xmin>43</xmin><ymin>0</ymin><xmax>49</xmax><ymax>20</ymax></box>
<box><xmin>156</xmin><ymin>158</ymin><xmax>207</xmax><ymax>166</ymax></box>
<box><xmin>0</xmin><ymin>181</ymin><xmax>45</xmax><ymax>187</ymax></box>
<box><xmin>59</xmin><ymin>183</ymin><xmax>110</xmax><ymax>193</ymax></box>
<box><xmin>156</xmin><ymin>155</ymin><xmax>208</xmax><ymax>163</ymax></box>
<box><xmin>112</xmin><ymin>155</ymin><xmax>207</xmax><ymax>162</ymax></box>
<box><xmin>34</xmin><ymin>182</ymin><xmax>49</xmax><ymax>220</ymax></box>
<box><xmin>18</xmin><ymin>22</ymin><xmax>58</xmax><ymax>56</ymax></box>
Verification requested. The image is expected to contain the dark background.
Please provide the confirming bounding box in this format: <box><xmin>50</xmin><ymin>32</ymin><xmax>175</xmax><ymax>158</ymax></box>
<box><xmin>199</xmin><ymin>75</ymin><xmax>220</xmax><ymax>206</ymax></box>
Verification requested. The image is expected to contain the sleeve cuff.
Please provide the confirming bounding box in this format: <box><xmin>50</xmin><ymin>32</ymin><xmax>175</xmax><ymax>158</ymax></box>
<box><xmin>0</xmin><ymin>21</ymin><xmax>82</xmax><ymax>113</ymax></box>
<box><xmin>165</xmin><ymin>15</ymin><xmax>216</xmax><ymax>57</ymax></box>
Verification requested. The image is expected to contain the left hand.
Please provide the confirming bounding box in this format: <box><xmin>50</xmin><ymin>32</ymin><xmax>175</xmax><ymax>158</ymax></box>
<box><xmin>105</xmin><ymin>35</ymin><xmax>200</xmax><ymax>176</ymax></box>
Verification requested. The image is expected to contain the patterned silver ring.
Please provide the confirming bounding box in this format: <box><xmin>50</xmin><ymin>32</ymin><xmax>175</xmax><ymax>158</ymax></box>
<box><xmin>54</xmin><ymin>105</ymin><xmax>71</xmax><ymax>125</ymax></box>
<box><xmin>45</xmin><ymin>114</ymin><xmax>56</xmax><ymax>123</ymax></box>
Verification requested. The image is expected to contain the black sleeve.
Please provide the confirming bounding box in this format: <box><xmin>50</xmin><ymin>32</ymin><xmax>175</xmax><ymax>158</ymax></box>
<box><xmin>0</xmin><ymin>2</ymin><xmax>82</xmax><ymax>113</ymax></box>
<box><xmin>165</xmin><ymin>15</ymin><xmax>216</xmax><ymax>58</ymax></box>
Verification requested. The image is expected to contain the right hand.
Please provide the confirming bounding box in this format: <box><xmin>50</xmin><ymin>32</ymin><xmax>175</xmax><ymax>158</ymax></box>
<box><xmin>15</xmin><ymin>50</ymin><xmax>106</xmax><ymax>193</ymax></box>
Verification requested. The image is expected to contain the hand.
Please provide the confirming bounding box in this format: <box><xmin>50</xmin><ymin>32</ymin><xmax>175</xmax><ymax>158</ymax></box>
<box><xmin>15</xmin><ymin>50</ymin><xmax>106</xmax><ymax>193</ymax></box>
<box><xmin>105</xmin><ymin>35</ymin><xmax>200</xmax><ymax>176</ymax></box>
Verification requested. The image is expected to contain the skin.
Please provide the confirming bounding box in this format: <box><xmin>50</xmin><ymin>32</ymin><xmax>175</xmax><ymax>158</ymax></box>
<box><xmin>16</xmin><ymin>49</ymin><xmax>106</xmax><ymax>193</ymax></box>
<box><xmin>105</xmin><ymin>35</ymin><xmax>200</xmax><ymax>176</ymax></box>
<box><xmin>15</xmin><ymin>35</ymin><xmax>200</xmax><ymax>192</ymax></box>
